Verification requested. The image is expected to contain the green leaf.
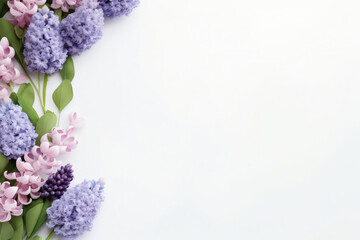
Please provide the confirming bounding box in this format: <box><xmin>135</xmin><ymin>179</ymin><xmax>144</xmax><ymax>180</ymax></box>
<box><xmin>28</xmin><ymin>199</ymin><xmax>52</xmax><ymax>238</ymax></box>
<box><xmin>0</xmin><ymin>153</ymin><xmax>9</xmax><ymax>176</ymax></box>
<box><xmin>9</xmin><ymin>216</ymin><xmax>23</xmax><ymax>240</ymax></box>
<box><xmin>59</xmin><ymin>56</ymin><xmax>75</xmax><ymax>82</ymax></box>
<box><xmin>17</xmin><ymin>83</ymin><xmax>39</xmax><ymax>126</ymax></box>
<box><xmin>0</xmin><ymin>18</ymin><xmax>24</xmax><ymax>66</ymax></box>
<box><xmin>0</xmin><ymin>221</ymin><xmax>14</xmax><ymax>240</ymax></box>
<box><xmin>52</xmin><ymin>80</ymin><xmax>73</xmax><ymax>113</ymax></box>
<box><xmin>9</xmin><ymin>92</ymin><xmax>18</xmax><ymax>105</ymax></box>
<box><xmin>24</xmin><ymin>199</ymin><xmax>44</xmax><ymax>237</ymax></box>
<box><xmin>54</xmin><ymin>9</ymin><xmax>62</xmax><ymax>20</ymax></box>
<box><xmin>0</xmin><ymin>0</ymin><xmax>9</xmax><ymax>18</ymax></box>
<box><xmin>35</xmin><ymin>111</ymin><xmax>57</xmax><ymax>145</ymax></box>
<box><xmin>27</xmin><ymin>236</ymin><xmax>41</xmax><ymax>240</ymax></box>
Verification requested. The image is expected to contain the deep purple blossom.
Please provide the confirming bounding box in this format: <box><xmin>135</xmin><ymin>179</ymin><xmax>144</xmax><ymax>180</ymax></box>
<box><xmin>23</xmin><ymin>7</ymin><xmax>67</xmax><ymax>75</ymax></box>
<box><xmin>47</xmin><ymin>179</ymin><xmax>105</xmax><ymax>239</ymax></box>
<box><xmin>41</xmin><ymin>164</ymin><xmax>74</xmax><ymax>200</ymax></box>
<box><xmin>99</xmin><ymin>0</ymin><xmax>140</xmax><ymax>18</ymax></box>
<box><xmin>0</xmin><ymin>100</ymin><xmax>37</xmax><ymax>159</ymax></box>
<box><xmin>60</xmin><ymin>0</ymin><xmax>104</xmax><ymax>56</ymax></box>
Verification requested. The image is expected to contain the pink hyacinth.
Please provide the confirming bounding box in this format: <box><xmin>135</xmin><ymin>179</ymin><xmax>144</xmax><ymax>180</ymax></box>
<box><xmin>8</xmin><ymin>0</ymin><xmax>46</xmax><ymax>28</ymax></box>
<box><xmin>51</xmin><ymin>0</ymin><xmax>81</xmax><ymax>12</ymax></box>
<box><xmin>0</xmin><ymin>37</ymin><xmax>27</xmax><ymax>84</ymax></box>
<box><xmin>1</xmin><ymin>113</ymin><xmax>82</xmax><ymax>221</ymax></box>
<box><xmin>0</xmin><ymin>182</ymin><xmax>23</xmax><ymax>222</ymax></box>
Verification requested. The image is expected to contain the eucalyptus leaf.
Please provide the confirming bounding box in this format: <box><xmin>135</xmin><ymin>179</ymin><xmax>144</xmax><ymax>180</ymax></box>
<box><xmin>28</xmin><ymin>199</ymin><xmax>52</xmax><ymax>238</ymax></box>
<box><xmin>9</xmin><ymin>216</ymin><xmax>23</xmax><ymax>240</ymax></box>
<box><xmin>0</xmin><ymin>18</ymin><xmax>24</xmax><ymax>66</ymax></box>
<box><xmin>60</xmin><ymin>56</ymin><xmax>75</xmax><ymax>82</ymax></box>
<box><xmin>24</xmin><ymin>199</ymin><xmax>44</xmax><ymax>237</ymax></box>
<box><xmin>0</xmin><ymin>221</ymin><xmax>14</xmax><ymax>240</ymax></box>
<box><xmin>35</xmin><ymin>111</ymin><xmax>57</xmax><ymax>145</ymax></box>
<box><xmin>0</xmin><ymin>153</ymin><xmax>8</xmax><ymax>176</ymax></box>
<box><xmin>17</xmin><ymin>83</ymin><xmax>39</xmax><ymax>126</ymax></box>
<box><xmin>52</xmin><ymin>80</ymin><xmax>73</xmax><ymax>113</ymax></box>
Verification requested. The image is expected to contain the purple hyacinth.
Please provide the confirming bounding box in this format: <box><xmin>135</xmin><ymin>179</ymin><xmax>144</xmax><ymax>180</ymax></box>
<box><xmin>0</xmin><ymin>100</ymin><xmax>37</xmax><ymax>159</ymax></box>
<box><xmin>23</xmin><ymin>7</ymin><xmax>68</xmax><ymax>75</ymax></box>
<box><xmin>41</xmin><ymin>164</ymin><xmax>74</xmax><ymax>200</ymax></box>
<box><xmin>98</xmin><ymin>0</ymin><xmax>140</xmax><ymax>18</ymax></box>
<box><xmin>60</xmin><ymin>0</ymin><xmax>104</xmax><ymax>56</ymax></box>
<box><xmin>47</xmin><ymin>179</ymin><xmax>105</xmax><ymax>239</ymax></box>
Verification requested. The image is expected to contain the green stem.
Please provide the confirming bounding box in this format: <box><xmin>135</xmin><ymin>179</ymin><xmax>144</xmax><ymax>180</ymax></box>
<box><xmin>45</xmin><ymin>230</ymin><xmax>55</xmax><ymax>240</ymax></box>
<box><xmin>6</xmin><ymin>83</ymin><xmax>13</xmax><ymax>92</ymax></box>
<box><xmin>24</xmin><ymin>70</ymin><xmax>46</xmax><ymax>114</ymax></box>
<box><xmin>57</xmin><ymin>111</ymin><xmax>61</xmax><ymax>127</ymax></box>
<box><xmin>43</xmin><ymin>74</ymin><xmax>49</xmax><ymax>108</ymax></box>
<box><xmin>37</xmin><ymin>72</ymin><xmax>41</xmax><ymax>95</ymax></box>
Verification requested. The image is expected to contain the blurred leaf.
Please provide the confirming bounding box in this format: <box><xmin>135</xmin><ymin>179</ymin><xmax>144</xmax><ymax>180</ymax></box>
<box><xmin>9</xmin><ymin>216</ymin><xmax>23</xmax><ymax>240</ymax></box>
<box><xmin>54</xmin><ymin>9</ymin><xmax>62</xmax><ymax>20</ymax></box>
<box><xmin>28</xmin><ymin>199</ymin><xmax>52</xmax><ymax>238</ymax></box>
<box><xmin>52</xmin><ymin>80</ymin><xmax>73</xmax><ymax>113</ymax></box>
<box><xmin>27</xmin><ymin>236</ymin><xmax>41</xmax><ymax>240</ymax></box>
<box><xmin>0</xmin><ymin>153</ymin><xmax>9</xmax><ymax>176</ymax></box>
<box><xmin>35</xmin><ymin>111</ymin><xmax>56</xmax><ymax>145</ymax></box>
<box><xmin>0</xmin><ymin>221</ymin><xmax>14</xmax><ymax>240</ymax></box>
<box><xmin>0</xmin><ymin>18</ymin><xmax>24</xmax><ymax>66</ymax></box>
<box><xmin>9</xmin><ymin>92</ymin><xmax>18</xmax><ymax>105</ymax></box>
<box><xmin>17</xmin><ymin>83</ymin><xmax>39</xmax><ymax>126</ymax></box>
<box><xmin>14</xmin><ymin>27</ymin><xmax>25</xmax><ymax>39</ymax></box>
<box><xmin>59</xmin><ymin>56</ymin><xmax>75</xmax><ymax>82</ymax></box>
<box><xmin>0</xmin><ymin>160</ymin><xmax>16</xmax><ymax>183</ymax></box>
<box><xmin>0</xmin><ymin>0</ymin><xmax>9</xmax><ymax>18</ymax></box>
<box><xmin>24</xmin><ymin>199</ymin><xmax>44</xmax><ymax>237</ymax></box>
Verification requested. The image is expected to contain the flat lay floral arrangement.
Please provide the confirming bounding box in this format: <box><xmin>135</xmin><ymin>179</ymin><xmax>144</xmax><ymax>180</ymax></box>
<box><xmin>0</xmin><ymin>0</ymin><xmax>139</xmax><ymax>238</ymax></box>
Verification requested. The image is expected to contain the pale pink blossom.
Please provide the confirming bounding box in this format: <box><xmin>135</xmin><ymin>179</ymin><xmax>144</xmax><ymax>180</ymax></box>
<box><xmin>8</xmin><ymin>0</ymin><xmax>46</xmax><ymax>28</ymax></box>
<box><xmin>0</xmin><ymin>37</ymin><xmax>27</xmax><ymax>84</ymax></box>
<box><xmin>69</xmin><ymin>112</ymin><xmax>85</xmax><ymax>128</ymax></box>
<box><xmin>0</xmin><ymin>86</ymin><xmax>10</xmax><ymax>102</ymax></box>
<box><xmin>0</xmin><ymin>182</ymin><xmax>22</xmax><ymax>222</ymax></box>
<box><xmin>51</xmin><ymin>0</ymin><xmax>81</xmax><ymax>12</ymax></box>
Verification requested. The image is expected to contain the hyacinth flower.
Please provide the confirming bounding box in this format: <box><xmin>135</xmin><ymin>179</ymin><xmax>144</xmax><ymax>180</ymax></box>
<box><xmin>0</xmin><ymin>86</ymin><xmax>10</xmax><ymax>102</ymax></box>
<box><xmin>0</xmin><ymin>113</ymin><xmax>83</xmax><ymax>222</ymax></box>
<box><xmin>60</xmin><ymin>0</ymin><xmax>104</xmax><ymax>56</ymax></box>
<box><xmin>41</xmin><ymin>164</ymin><xmax>74</xmax><ymax>200</ymax></box>
<box><xmin>99</xmin><ymin>0</ymin><xmax>140</xmax><ymax>18</ymax></box>
<box><xmin>0</xmin><ymin>99</ymin><xmax>37</xmax><ymax>159</ymax></box>
<box><xmin>7</xmin><ymin>0</ymin><xmax>46</xmax><ymax>28</ymax></box>
<box><xmin>0</xmin><ymin>182</ymin><xmax>23</xmax><ymax>222</ymax></box>
<box><xmin>23</xmin><ymin>7</ymin><xmax>68</xmax><ymax>75</ymax></box>
<box><xmin>47</xmin><ymin>179</ymin><xmax>105</xmax><ymax>239</ymax></box>
<box><xmin>51</xmin><ymin>0</ymin><xmax>82</xmax><ymax>12</ymax></box>
<box><xmin>0</xmin><ymin>37</ymin><xmax>27</xmax><ymax>85</ymax></box>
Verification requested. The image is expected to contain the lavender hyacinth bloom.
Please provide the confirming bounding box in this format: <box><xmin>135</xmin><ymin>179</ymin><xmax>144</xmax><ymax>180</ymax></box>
<box><xmin>47</xmin><ymin>179</ymin><xmax>105</xmax><ymax>239</ymax></box>
<box><xmin>23</xmin><ymin>7</ymin><xmax>67</xmax><ymax>75</ymax></box>
<box><xmin>41</xmin><ymin>164</ymin><xmax>74</xmax><ymax>200</ymax></box>
<box><xmin>98</xmin><ymin>0</ymin><xmax>140</xmax><ymax>18</ymax></box>
<box><xmin>60</xmin><ymin>0</ymin><xmax>104</xmax><ymax>56</ymax></box>
<box><xmin>0</xmin><ymin>100</ymin><xmax>37</xmax><ymax>159</ymax></box>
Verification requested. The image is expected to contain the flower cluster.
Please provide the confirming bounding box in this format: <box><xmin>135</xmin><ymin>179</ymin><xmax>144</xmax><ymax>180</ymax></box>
<box><xmin>99</xmin><ymin>0</ymin><xmax>140</xmax><ymax>18</ymax></box>
<box><xmin>47</xmin><ymin>179</ymin><xmax>105</xmax><ymax>239</ymax></box>
<box><xmin>24</xmin><ymin>7</ymin><xmax>68</xmax><ymax>74</ymax></box>
<box><xmin>2</xmin><ymin>116</ymin><xmax>80</xmax><ymax>219</ymax></box>
<box><xmin>41</xmin><ymin>164</ymin><xmax>74</xmax><ymax>200</ymax></box>
<box><xmin>8</xmin><ymin>0</ymin><xmax>46</xmax><ymax>28</ymax></box>
<box><xmin>0</xmin><ymin>100</ymin><xmax>37</xmax><ymax>159</ymax></box>
<box><xmin>0</xmin><ymin>37</ymin><xmax>26</xmax><ymax>84</ymax></box>
<box><xmin>60</xmin><ymin>0</ymin><xmax>104</xmax><ymax>56</ymax></box>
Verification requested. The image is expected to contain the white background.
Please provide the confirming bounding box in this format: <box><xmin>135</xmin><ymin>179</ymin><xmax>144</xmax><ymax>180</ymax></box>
<box><xmin>39</xmin><ymin>0</ymin><xmax>360</xmax><ymax>239</ymax></box>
